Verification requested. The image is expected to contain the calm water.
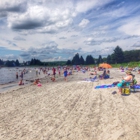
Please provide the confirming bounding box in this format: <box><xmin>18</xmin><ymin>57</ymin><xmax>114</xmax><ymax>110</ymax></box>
<box><xmin>0</xmin><ymin>67</ymin><xmax>45</xmax><ymax>85</ymax></box>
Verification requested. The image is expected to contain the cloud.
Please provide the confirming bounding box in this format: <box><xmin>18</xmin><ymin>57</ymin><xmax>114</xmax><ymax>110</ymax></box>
<box><xmin>2</xmin><ymin>54</ymin><xmax>21</xmax><ymax>61</ymax></box>
<box><xmin>1</xmin><ymin>0</ymin><xmax>140</xmax><ymax>61</ymax></box>
<box><xmin>8</xmin><ymin>5</ymin><xmax>46</xmax><ymax>30</ymax></box>
<box><xmin>75</xmin><ymin>0</ymin><xmax>113</xmax><ymax>13</ymax></box>
<box><xmin>13</xmin><ymin>36</ymin><xmax>26</xmax><ymax>41</ymax></box>
<box><xmin>0</xmin><ymin>11</ymin><xmax>7</xmax><ymax>17</ymax></box>
<box><xmin>84</xmin><ymin>37</ymin><xmax>101</xmax><ymax>45</ymax></box>
<box><xmin>0</xmin><ymin>0</ymin><xmax>27</xmax><ymax>18</ymax></box>
<box><xmin>118</xmin><ymin>19</ymin><xmax>140</xmax><ymax>36</ymax></box>
<box><xmin>19</xmin><ymin>42</ymin><xmax>85</xmax><ymax>61</ymax></box>
<box><xmin>86</xmin><ymin>47</ymin><xmax>115</xmax><ymax>58</ymax></box>
<box><xmin>99</xmin><ymin>47</ymin><xmax>114</xmax><ymax>56</ymax></box>
<box><xmin>59</xmin><ymin>37</ymin><xmax>67</xmax><ymax>39</ymax></box>
<box><xmin>20</xmin><ymin>53</ymin><xmax>30</xmax><ymax>57</ymax></box>
<box><xmin>131</xmin><ymin>41</ymin><xmax>140</xmax><ymax>48</ymax></box>
<box><xmin>7</xmin><ymin>4</ymin><xmax>75</xmax><ymax>32</ymax></box>
<box><xmin>71</xmin><ymin>35</ymin><xmax>78</xmax><ymax>37</ymax></box>
<box><xmin>84</xmin><ymin>35</ymin><xmax>140</xmax><ymax>46</ymax></box>
<box><xmin>78</xmin><ymin>19</ymin><xmax>90</xmax><ymax>28</ymax></box>
<box><xmin>6</xmin><ymin>40</ymin><xmax>17</xmax><ymax>47</ymax></box>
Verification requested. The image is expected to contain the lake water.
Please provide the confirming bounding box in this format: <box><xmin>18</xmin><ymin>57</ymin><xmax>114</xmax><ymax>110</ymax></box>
<box><xmin>0</xmin><ymin>67</ymin><xmax>46</xmax><ymax>85</ymax></box>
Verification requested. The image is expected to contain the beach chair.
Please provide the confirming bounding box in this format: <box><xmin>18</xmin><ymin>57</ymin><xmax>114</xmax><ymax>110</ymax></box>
<box><xmin>122</xmin><ymin>75</ymin><xmax>137</xmax><ymax>94</ymax></box>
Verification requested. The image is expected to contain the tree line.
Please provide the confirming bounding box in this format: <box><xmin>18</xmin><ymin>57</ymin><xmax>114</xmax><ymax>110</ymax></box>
<box><xmin>30</xmin><ymin>58</ymin><xmax>66</xmax><ymax>66</ymax></box>
<box><xmin>0</xmin><ymin>58</ymin><xmax>66</xmax><ymax>67</ymax></box>
<box><xmin>1</xmin><ymin>46</ymin><xmax>140</xmax><ymax>67</ymax></box>
<box><xmin>66</xmin><ymin>46</ymin><xmax>140</xmax><ymax>65</ymax></box>
<box><xmin>0</xmin><ymin>59</ymin><xmax>20</xmax><ymax>67</ymax></box>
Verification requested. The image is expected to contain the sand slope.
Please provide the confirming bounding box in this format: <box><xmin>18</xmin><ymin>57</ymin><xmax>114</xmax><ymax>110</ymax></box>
<box><xmin>0</xmin><ymin>69</ymin><xmax>140</xmax><ymax>140</ymax></box>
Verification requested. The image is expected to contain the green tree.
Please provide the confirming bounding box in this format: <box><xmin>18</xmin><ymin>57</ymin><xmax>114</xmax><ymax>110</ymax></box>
<box><xmin>113</xmin><ymin>46</ymin><xmax>124</xmax><ymax>63</ymax></box>
<box><xmin>80</xmin><ymin>56</ymin><xmax>85</xmax><ymax>65</ymax></box>
<box><xmin>85</xmin><ymin>55</ymin><xmax>89</xmax><ymax>65</ymax></box>
<box><xmin>0</xmin><ymin>59</ymin><xmax>4</xmax><ymax>66</ymax></box>
<box><xmin>5</xmin><ymin>60</ymin><xmax>14</xmax><ymax>67</ymax></box>
<box><xmin>97</xmin><ymin>55</ymin><xmax>103</xmax><ymax>64</ymax></box>
<box><xmin>106</xmin><ymin>55</ymin><xmax>112</xmax><ymax>64</ymax></box>
<box><xmin>15</xmin><ymin>59</ymin><xmax>20</xmax><ymax>66</ymax></box>
<box><xmin>72</xmin><ymin>53</ymin><xmax>80</xmax><ymax>65</ymax></box>
<box><xmin>85</xmin><ymin>55</ymin><xmax>95</xmax><ymax>65</ymax></box>
<box><xmin>66</xmin><ymin>60</ymin><xmax>71</xmax><ymax>65</ymax></box>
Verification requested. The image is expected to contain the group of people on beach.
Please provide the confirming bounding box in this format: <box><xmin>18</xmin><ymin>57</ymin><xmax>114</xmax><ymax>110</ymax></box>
<box><xmin>90</xmin><ymin>68</ymin><xmax>110</xmax><ymax>80</ymax></box>
<box><xmin>17</xmin><ymin>66</ymin><xmax>71</xmax><ymax>86</ymax></box>
<box><xmin>117</xmin><ymin>70</ymin><xmax>137</xmax><ymax>94</ymax></box>
<box><xmin>16</xmin><ymin>65</ymin><xmax>139</xmax><ymax>96</ymax></box>
<box><xmin>89</xmin><ymin>66</ymin><xmax>139</xmax><ymax>95</ymax></box>
<box><xmin>16</xmin><ymin>69</ymin><xmax>30</xmax><ymax>85</ymax></box>
<box><xmin>17</xmin><ymin>66</ymin><xmax>111</xmax><ymax>86</ymax></box>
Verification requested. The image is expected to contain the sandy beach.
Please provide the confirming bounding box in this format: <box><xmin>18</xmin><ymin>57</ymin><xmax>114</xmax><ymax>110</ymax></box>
<box><xmin>0</xmin><ymin>68</ymin><xmax>140</xmax><ymax>140</ymax></box>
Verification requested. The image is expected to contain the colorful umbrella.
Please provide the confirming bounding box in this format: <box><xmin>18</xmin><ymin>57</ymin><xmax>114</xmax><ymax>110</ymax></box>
<box><xmin>99</xmin><ymin>63</ymin><xmax>112</xmax><ymax>68</ymax></box>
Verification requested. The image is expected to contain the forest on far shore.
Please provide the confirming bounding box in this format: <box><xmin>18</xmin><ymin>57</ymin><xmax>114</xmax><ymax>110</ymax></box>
<box><xmin>0</xmin><ymin>46</ymin><xmax>140</xmax><ymax>67</ymax></box>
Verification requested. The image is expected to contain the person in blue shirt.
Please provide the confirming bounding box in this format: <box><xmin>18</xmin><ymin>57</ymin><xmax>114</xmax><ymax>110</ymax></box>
<box><xmin>63</xmin><ymin>68</ymin><xmax>68</xmax><ymax>81</ymax></box>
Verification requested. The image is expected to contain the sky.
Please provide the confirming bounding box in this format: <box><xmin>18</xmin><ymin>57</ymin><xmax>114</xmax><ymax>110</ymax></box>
<box><xmin>0</xmin><ymin>0</ymin><xmax>140</xmax><ymax>62</ymax></box>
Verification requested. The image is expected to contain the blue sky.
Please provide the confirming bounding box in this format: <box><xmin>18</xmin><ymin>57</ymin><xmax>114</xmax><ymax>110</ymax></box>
<box><xmin>0</xmin><ymin>0</ymin><xmax>140</xmax><ymax>62</ymax></box>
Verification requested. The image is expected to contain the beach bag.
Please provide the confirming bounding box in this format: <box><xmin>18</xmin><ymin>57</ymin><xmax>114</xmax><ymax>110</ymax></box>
<box><xmin>133</xmin><ymin>79</ymin><xmax>137</xmax><ymax>85</ymax></box>
<box><xmin>122</xmin><ymin>88</ymin><xmax>130</xmax><ymax>94</ymax></box>
<box><xmin>104</xmin><ymin>75</ymin><xmax>109</xmax><ymax>79</ymax></box>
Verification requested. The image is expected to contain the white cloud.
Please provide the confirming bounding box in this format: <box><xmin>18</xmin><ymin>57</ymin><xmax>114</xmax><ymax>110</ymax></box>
<box><xmin>76</xmin><ymin>0</ymin><xmax>113</xmax><ymax>13</ymax></box>
<box><xmin>55</xmin><ymin>19</ymin><xmax>73</xmax><ymax>28</ymax></box>
<box><xmin>118</xmin><ymin>19</ymin><xmax>140</xmax><ymax>36</ymax></box>
<box><xmin>7</xmin><ymin>4</ymin><xmax>75</xmax><ymax>33</ymax></box>
<box><xmin>78</xmin><ymin>19</ymin><xmax>90</xmax><ymax>28</ymax></box>
<box><xmin>2</xmin><ymin>54</ymin><xmax>22</xmax><ymax>61</ymax></box>
<box><xmin>132</xmin><ymin>41</ymin><xmax>140</xmax><ymax>48</ymax></box>
<box><xmin>0</xmin><ymin>0</ymin><xmax>24</xmax><ymax>10</ymax></box>
<box><xmin>1</xmin><ymin>0</ymin><xmax>140</xmax><ymax>61</ymax></box>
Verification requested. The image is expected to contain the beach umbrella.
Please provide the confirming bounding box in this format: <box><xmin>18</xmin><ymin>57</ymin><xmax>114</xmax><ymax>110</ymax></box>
<box><xmin>99</xmin><ymin>63</ymin><xmax>112</xmax><ymax>68</ymax></box>
<box><xmin>99</xmin><ymin>63</ymin><xmax>104</xmax><ymax>67</ymax></box>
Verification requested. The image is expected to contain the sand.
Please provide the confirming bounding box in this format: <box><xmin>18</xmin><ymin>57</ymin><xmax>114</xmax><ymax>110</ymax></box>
<box><xmin>0</xmin><ymin>68</ymin><xmax>140</xmax><ymax>140</ymax></box>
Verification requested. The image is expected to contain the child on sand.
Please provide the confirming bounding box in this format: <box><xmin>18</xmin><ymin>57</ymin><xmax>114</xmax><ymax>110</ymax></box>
<box><xmin>18</xmin><ymin>79</ymin><xmax>24</xmax><ymax>85</ymax></box>
<box><xmin>51</xmin><ymin>77</ymin><xmax>55</xmax><ymax>82</ymax></box>
<box><xmin>33</xmin><ymin>79</ymin><xmax>40</xmax><ymax>85</ymax></box>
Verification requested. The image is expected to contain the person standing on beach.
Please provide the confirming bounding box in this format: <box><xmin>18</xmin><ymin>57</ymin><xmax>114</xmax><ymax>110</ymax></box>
<box><xmin>16</xmin><ymin>72</ymin><xmax>18</xmax><ymax>79</ymax></box>
<box><xmin>20</xmin><ymin>71</ymin><xmax>23</xmax><ymax>80</ymax></box>
<box><xmin>18</xmin><ymin>71</ymin><xmax>24</xmax><ymax>85</ymax></box>
<box><xmin>63</xmin><ymin>68</ymin><xmax>68</xmax><ymax>81</ymax></box>
<box><xmin>58</xmin><ymin>67</ymin><xmax>61</xmax><ymax>76</ymax></box>
<box><xmin>36</xmin><ymin>69</ymin><xmax>38</xmax><ymax>76</ymax></box>
<box><xmin>52</xmin><ymin>67</ymin><xmax>56</xmax><ymax>78</ymax></box>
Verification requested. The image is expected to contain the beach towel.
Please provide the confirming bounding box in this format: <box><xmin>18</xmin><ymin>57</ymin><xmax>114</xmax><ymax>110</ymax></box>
<box><xmin>82</xmin><ymin>70</ymin><xmax>86</xmax><ymax>73</ymax></box>
<box><xmin>84</xmin><ymin>76</ymin><xmax>97</xmax><ymax>82</ymax></box>
<box><xmin>95</xmin><ymin>84</ymin><xmax>116</xmax><ymax>89</ymax></box>
<box><xmin>131</xmin><ymin>84</ymin><xmax>140</xmax><ymax>89</ymax></box>
<box><xmin>37</xmin><ymin>83</ymin><xmax>42</xmax><ymax>87</ymax></box>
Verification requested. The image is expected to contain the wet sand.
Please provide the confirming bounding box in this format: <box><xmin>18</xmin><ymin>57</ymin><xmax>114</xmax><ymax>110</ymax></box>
<box><xmin>0</xmin><ymin>69</ymin><xmax>140</xmax><ymax>140</ymax></box>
